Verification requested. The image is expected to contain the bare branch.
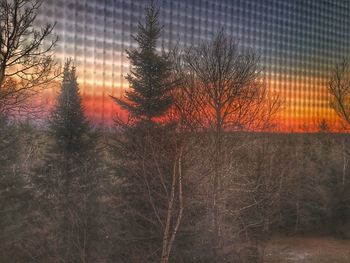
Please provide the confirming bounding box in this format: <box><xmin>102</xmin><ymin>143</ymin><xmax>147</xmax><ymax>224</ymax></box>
<box><xmin>0</xmin><ymin>0</ymin><xmax>59</xmax><ymax>117</ymax></box>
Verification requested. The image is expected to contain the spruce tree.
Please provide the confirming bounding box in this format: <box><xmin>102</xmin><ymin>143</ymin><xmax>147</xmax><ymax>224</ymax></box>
<box><xmin>50</xmin><ymin>61</ymin><xmax>90</xmax><ymax>154</ymax></box>
<box><xmin>112</xmin><ymin>4</ymin><xmax>175</xmax><ymax>121</ymax></box>
<box><xmin>111</xmin><ymin>4</ymin><xmax>184</xmax><ymax>262</ymax></box>
<box><xmin>33</xmin><ymin>60</ymin><xmax>100</xmax><ymax>262</ymax></box>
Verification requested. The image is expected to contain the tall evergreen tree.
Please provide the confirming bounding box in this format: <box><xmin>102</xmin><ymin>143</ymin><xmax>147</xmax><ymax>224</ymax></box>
<box><xmin>33</xmin><ymin>60</ymin><xmax>100</xmax><ymax>262</ymax></box>
<box><xmin>111</xmin><ymin>4</ymin><xmax>175</xmax><ymax>121</ymax></box>
<box><xmin>50</xmin><ymin>61</ymin><xmax>90</xmax><ymax>154</ymax></box>
<box><xmin>110</xmin><ymin>4</ymin><xmax>184</xmax><ymax>262</ymax></box>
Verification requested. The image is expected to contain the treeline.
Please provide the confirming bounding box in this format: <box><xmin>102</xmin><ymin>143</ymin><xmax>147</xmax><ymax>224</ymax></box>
<box><xmin>2</xmin><ymin>121</ymin><xmax>350</xmax><ymax>262</ymax></box>
<box><xmin>1</xmin><ymin>1</ymin><xmax>350</xmax><ymax>263</ymax></box>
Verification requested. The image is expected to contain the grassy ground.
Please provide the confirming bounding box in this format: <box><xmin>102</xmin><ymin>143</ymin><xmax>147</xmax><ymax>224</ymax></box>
<box><xmin>264</xmin><ymin>236</ymin><xmax>350</xmax><ymax>262</ymax></box>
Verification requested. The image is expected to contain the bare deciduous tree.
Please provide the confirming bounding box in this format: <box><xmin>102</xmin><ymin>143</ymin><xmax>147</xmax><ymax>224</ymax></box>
<box><xmin>175</xmin><ymin>31</ymin><xmax>279</xmax><ymax>132</ymax></box>
<box><xmin>328</xmin><ymin>59</ymin><xmax>350</xmax><ymax>238</ymax></box>
<box><xmin>328</xmin><ymin>59</ymin><xmax>350</xmax><ymax>186</ymax></box>
<box><xmin>174</xmin><ymin>31</ymin><xmax>280</xmax><ymax>253</ymax></box>
<box><xmin>160</xmin><ymin>143</ymin><xmax>184</xmax><ymax>263</ymax></box>
<box><xmin>112</xmin><ymin>120</ymin><xmax>188</xmax><ymax>263</ymax></box>
<box><xmin>0</xmin><ymin>0</ymin><xmax>58</xmax><ymax>116</ymax></box>
<box><xmin>328</xmin><ymin>59</ymin><xmax>350</xmax><ymax>126</ymax></box>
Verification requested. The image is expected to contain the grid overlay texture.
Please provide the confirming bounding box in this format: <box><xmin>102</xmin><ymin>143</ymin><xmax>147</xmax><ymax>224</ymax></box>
<box><xmin>37</xmin><ymin>0</ymin><xmax>350</xmax><ymax>130</ymax></box>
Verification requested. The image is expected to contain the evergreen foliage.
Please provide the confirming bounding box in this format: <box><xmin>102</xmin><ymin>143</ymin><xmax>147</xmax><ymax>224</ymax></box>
<box><xmin>110</xmin><ymin>4</ymin><xmax>183</xmax><ymax>262</ymax></box>
<box><xmin>111</xmin><ymin>4</ymin><xmax>175</xmax><ymax>121</ymax></box>
<box><xmin>32</xmin><ymin>61</ymin><xmax>101</xmax><ymax>262</ymax></box>
<box><xmin>50</xmin><ymin>60</ymin><xmax>90</xmax><ymax>154</ymax></box>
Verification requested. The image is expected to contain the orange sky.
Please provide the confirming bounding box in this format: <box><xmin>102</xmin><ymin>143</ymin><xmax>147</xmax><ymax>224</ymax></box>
<box><xmin>38</xmin><ymin>78</ymin><xmax>346</xmax><ymax>133</ymax></box>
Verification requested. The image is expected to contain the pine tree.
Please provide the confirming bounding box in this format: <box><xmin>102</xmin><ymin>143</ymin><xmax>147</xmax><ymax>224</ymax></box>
<box><xmin>50</xmin><ymin>60</ymin><xmax>90</xmax><ymax>154</ymax></box>
<box><xmin>112</xmin><ymin>5</ymin><xmax>186</xmax><ymax>262</ymax></box>
<box><xmin>33</xmin><ymin>60</ymin><xmax>100</xmax><ymax>262</ymax></box>
<box><xmin>110</xmin><ymin>4</ymin><xmax>186</xmax><ymax>263</ymax></box>
<box><xmin>111</xmin><ymin>4</ymin><xmax>175</xmax><ymax>121</ymax></box>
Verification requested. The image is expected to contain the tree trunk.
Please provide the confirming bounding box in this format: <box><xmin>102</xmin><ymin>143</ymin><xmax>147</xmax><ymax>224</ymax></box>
<box><xmin>342</xmin><ymin>138</ymin><xmax>346</xmax><ymax>186</ymax></box>
<box><xmin>212</xmin><ymin>110</ymin><xmax>222</xmax><ymax>253</ymax></box>
<box><xmin>161</xmin><ymin>146</ymin><xmax>184</xmax><ymax>263</ymax></box>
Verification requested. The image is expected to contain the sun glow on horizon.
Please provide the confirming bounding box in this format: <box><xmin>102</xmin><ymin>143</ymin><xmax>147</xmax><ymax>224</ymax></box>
<box><xmin>33</xmin><ymin>0</ymin><xmax>350</xmax><ymax>132</ymax></box>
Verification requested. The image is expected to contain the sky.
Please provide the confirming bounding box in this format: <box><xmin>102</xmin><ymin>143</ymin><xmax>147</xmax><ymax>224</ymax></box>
<box><xmin>35</xmin><ymin>0</ymin><xmax>350</xmax><ymax>131</ymax></box>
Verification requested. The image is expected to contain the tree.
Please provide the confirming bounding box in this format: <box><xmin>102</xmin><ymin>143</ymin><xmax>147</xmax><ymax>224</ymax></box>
<box><xmin>111</xmin><ymin>4</ymin><xmax>184</xmax><ymax>263</ymax></box>
<box><xmin>176</xmin><ymin>31</ymin><xmax>279</xmax><ymax>132</ymax></box>
<box><xmin>175</xmin><ymin>30</ymin><xmax>280</xmax><ymax>255</ymax></box>
<box><xmin>111</xmin><ymin>4</ymin><xmax>176</xmax><ymax>121</ymax></box>
<box><xmin>328</xmin><ymin>59</ymin><xmax>350</xmax><ymax>238</ymax></box>
<box><xmin>0</xmin><ymin>0</ymin><xmax>57</xmax><ymax>116</ymax></box>
<box><xmin>0</xmin><ymin>2</ymin><xmax>57</xmax><ymax>255</ymax></box>
<box><xmin>112</xmin><ymin>123</ymin><xmax>185</xmax><ymax>263</ymax></box>
<box><xmin>328</xmin><ymin>59</ymin><xmax>350</xmax><ymax>126</ymax></box>
<box><xmin>0</xmin><ymin>117</ymin><xmax>35</xmax><ymax>262</ymax></box>
<box><xmin>33</xmin><ymin>60</ymin><xmax>100</xmax><ymax>262</ymax></box>
<box><xmin>50</xmin><ymin>61</ymin><xmax>90</xmax><ymax>154</ymax></box>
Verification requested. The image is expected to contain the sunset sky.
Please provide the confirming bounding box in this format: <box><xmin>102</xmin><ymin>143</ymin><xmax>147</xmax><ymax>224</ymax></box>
<box><xmin>36</xmin><ymin>0</ymin><xmax>350</xmax><ymax>131</ymax></box>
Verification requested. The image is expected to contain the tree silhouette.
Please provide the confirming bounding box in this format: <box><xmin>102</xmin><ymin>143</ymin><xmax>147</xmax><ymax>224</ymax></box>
<box><xmin>111</xmin><ymin>4</ymin><xmax>175</xmax><ymax>122</ymax></box>
<box><xmin>0</xmin><ymin>0</ymin><xmax>58</xmax><ymax>116</ymax></box>
<box><xmin>34</xmin><ymin>60</ymin><xmax>100</xmax><ymax>262</ymax></box>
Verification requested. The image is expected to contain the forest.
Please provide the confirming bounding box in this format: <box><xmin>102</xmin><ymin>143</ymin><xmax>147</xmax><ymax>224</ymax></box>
<box><xmin>1</xmin><ymin>1</ymin><xmax>350</xmax><ymax>262</ymax></box>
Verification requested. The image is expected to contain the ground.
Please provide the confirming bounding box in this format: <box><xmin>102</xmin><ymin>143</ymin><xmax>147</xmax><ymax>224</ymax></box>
<box><xmin>264</xmin><ymin>236</ymin><xmax>350</xmax><ymax>262</ymax></box>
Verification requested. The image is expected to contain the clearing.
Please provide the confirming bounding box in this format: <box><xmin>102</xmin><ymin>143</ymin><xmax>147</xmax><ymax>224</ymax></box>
<box><xmin>264</xmin><ymin>236</ymin><xmax>350</xmax><ymax>262</ymax></box>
